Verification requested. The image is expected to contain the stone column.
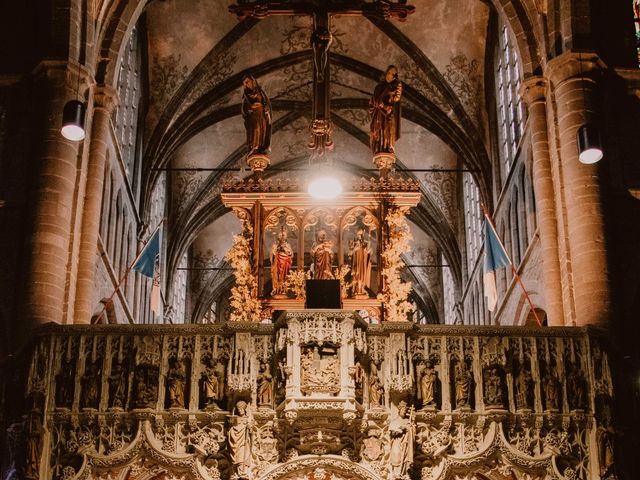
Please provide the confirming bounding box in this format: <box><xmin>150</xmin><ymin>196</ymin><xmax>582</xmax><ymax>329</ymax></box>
<box><xmin>520</xmin><ymin>77</ymin><xmax>565</xmax><ymax>326</ymax></box>
<box><xmin>74</xmin><ymin>85</ymin><xmax>119</xmax><ymax>324</ymax></box>
<box><xmin>545</xmin><ymin>53</ymin><xmax>610</xmax><ymax>326</ymax></box>
<box><xmin>23</xmin><ymin>61</ymin><xmax>89</xmax><ymax>327</ymax></box>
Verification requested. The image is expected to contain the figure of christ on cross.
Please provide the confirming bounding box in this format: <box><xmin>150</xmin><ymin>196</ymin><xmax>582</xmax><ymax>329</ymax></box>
<box><xmin>229</xmin><ymin>1</ymin><xmax>415</xmax><ymax>157</ymax></box>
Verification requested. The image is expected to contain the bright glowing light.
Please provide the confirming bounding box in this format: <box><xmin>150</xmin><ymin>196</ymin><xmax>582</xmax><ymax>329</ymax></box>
<box><xmin>61</xmin><ymin>124</ymin><xmax>85</xmax><ymax>141</ymax></box>
<box><xmin>308</xmin><ymin>176</ymin><xmax>342</xmax><ymax>200</ymax></box>
<box><xmin>578</xmin><ymin>148</ymin><xmax>603</xmax><ymax>165</ymax></box>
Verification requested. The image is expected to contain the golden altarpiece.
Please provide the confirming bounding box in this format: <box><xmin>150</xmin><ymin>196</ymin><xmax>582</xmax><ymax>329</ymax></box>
<box><xmin>0</xmin><ymin>2</ymin><xmax>619</xmax><ymax>480</ymax></box>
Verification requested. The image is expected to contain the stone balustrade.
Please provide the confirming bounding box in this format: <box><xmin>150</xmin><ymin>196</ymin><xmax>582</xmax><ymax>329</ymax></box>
<box><xmin>1</xmin><ymin>318</ymin><xmax>615</xmax><ymax>480</ymax></box>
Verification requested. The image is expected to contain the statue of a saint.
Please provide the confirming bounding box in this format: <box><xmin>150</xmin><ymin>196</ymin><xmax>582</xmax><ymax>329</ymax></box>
<box><xmin>257</xmin><ymin>361</ymin><xmax>273</xmax><ymax>407</ymax></box>
<box><xmin>311</xmin><ymin>230</ymin><xmax>334</xmax><ymax>280</ymax></box>
<box><xmin>369</xmin><ymin>364</ymin><xmax>384</xmax><ymax>407</ymax></box>
<box><xmin>389</xmin><ymin>400</ymin><xmax>414</xmax><ymax>478</ymax></box>
<box><xmin>167</xmin><ymin>358</ymin><xmax>186</xmax><ymax>409</ymax></box>
<box><xmin>455</xmin><ymin>362</ymin><xmax>473</xmax><ymax>409</ymax></box>
<box><xmin>55</xmin><ymin>357</ymin><xmax>75</xmax><ymax>409</ymax></box>
<box><xmin>516</xmin><ymin>367</ymin><xmax>533</xmax><ymax>410</ymax></box>
<box><xmin>543</xmin><ymin>371</ymin><xmax>559</xmax><ymax>411</ymax></box>
<box><xmin>369</xmin><ymin>65</ymin><xmax>402</xmax><ymax>155</ymax></box>
<box><xmin>228</xmin><ymin>400</ymin><xmax>253</xmax><ymax>478</ymax></box>
<box><xmin>483</xmin><ymin>367</ymin><xmax>503</xmax><ymax>408</ymax></box>
<box><xmin>419</xmin><ymin>361</ymin><xmax>437</xmax><ymax>408</ymax></box>
<box><xmin>81</xmin><ymin>359</ymin><xmax>101</xmax><ymax>409</ymax></box>
<box><xmin>567</xmin><ymin>363</ymin><xmax>587</xmax><ymax>410</ymax></box>
<box><xmin>201</xmin><ymin>358</ymin><xmax>220</xmax><ymax>409</ymax></box>
<box><xmin>108</xmin><ymin>359</ymin><xmax>127</xmax><ymax>409</ymax></box>
<box><xmin>242</xmin><ymin>75</ymin><xmax>271</xmax><ymax>156</ymax></box>
<box><xmin>270</xmin><ymin>226</ymin><xmax>293</xmax><ymax>296</ymax></box>
<box><xmin>349</xmin><ymin>229</ymin><xmax>372</xmax><ymax>297</ymax></box>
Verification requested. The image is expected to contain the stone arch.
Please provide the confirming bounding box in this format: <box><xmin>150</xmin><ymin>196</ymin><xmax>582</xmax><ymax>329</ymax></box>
<box><xmin>255</xmin><ymin>455</ymin><xmax>384</xmax><ymax>480</ymax></box>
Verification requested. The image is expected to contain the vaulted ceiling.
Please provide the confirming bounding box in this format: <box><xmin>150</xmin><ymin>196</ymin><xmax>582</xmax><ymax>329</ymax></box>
<box><xmin>139</xmin><ymin>0</ymin><xmax>496</xmax><ymax>322</ymax></box>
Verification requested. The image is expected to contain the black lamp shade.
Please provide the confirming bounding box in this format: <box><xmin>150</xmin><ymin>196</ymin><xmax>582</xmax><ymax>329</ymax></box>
<box><xmin>61</xmin><ymin>100</ymin><xmax>86</xmax><ymax>141</ymax></box>
<box><xmin>577</xmin><ymin>123</ymin><xmax>603</xmax><ymax>164</ymax></box>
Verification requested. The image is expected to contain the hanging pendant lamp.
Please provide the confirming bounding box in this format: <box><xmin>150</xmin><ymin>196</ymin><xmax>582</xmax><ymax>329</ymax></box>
<box><xmin>577</xmin><ymin>123</ymin><xmax>603</xmax><ymax>164</ymax></box>
<box><xmin>61</xmin><ymin>99</ymin><xmax>86</xmax><ymax>141</ymax></box>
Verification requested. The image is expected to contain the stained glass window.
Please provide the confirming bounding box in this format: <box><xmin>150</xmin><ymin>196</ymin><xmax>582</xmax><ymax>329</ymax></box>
<box><xmin>463</xmin><ymin>172</ymin><xmax>483</xmax><ymax>276</ymax></box>
<box><xmin>635</xmin><ymin>0</ymin><xmax>640</xmax><ymax>65</ymax></box>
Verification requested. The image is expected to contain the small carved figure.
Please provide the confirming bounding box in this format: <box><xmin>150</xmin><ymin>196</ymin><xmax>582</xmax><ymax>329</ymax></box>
<box><xmin>270</xmin><ymin>226</ymin><xmax>293</xmax><ymax>296</ymax></box>
<box><xmin>80</xmin><ymin>359</ymin><xmax>101</xmax><ymax>409</ymax></box>
<box><xmin>419</xmin><ymin>361</ymin><xmax>437</xmax><ymax>408</ymax></box>
<box><xmin>369</xmin><ymin>363</ymin><xmax>384</xmax><ymax>407</ymax></box>
<box><xmin>108</xmin><ymin>359</ymin><xmax>127</xmax><ymax>409</ymax></box>
<box><xmin>483</xmin><ymin>367</ymin><xmax>503</xmax><ymax>408</ymax></box>
<box><xmin>55</xmin><ymin>357</ymin><xmax>75</xmax><ymax>409</ymax></box>
<box><xmin>362</xmin><ymin>430</ymin><xmax>384</xmax><ymax>463</ymax></box>
<box><xmin>516</xmin><ymin>366</ymin><xmax>534</xmax><ymax>410</ymax></box>
<box><xmin>455</xmin><ymin>362</ymin><xmax>473</xmax><ymax>409</ymax></box>
<box><xmin>242</xmin><ymin>75</ymin><xmax>271</xmax><ymax>156</ymax></box>
<box><xmin>349</xmin><ymin>229</ymin><xmax>372</xmax><ymax>297</ymax></box>
<box><xmin>228</xmin><ymin>400</ymin><xmax>254</xmax><ymax>478</ymax></box>
<box><xmin>257</xmin><ymin>361</ymin><xmax>273</xmax><ymax>407</ymax></box>
<box><xmin>543</xmin><ymin>371</ymin><xmax>560</xmax><ymax>411</ymax></box>
<box><xmin>567</xmin><ymin>363</ymin><xmax>587</xmax><ymax>410</ymax></box>
<box><xmin>311</xmin><ymin>230</ymin><xmax>334</xmax><ymax>280</ymax></box>
<box><xmin>370</xmin><ymin>65</ymin><xmax>402</xmax><ymax>155</ymax></box>
<box><xmin>597</xmin><ymin>426</ymin><xmax>616</xmax><ymax>479</ymax></box>
<box><xmin>311</xmin><ymin>26</ymin><xmax>332</xmax><ymax>81</ymax></box>
<box><xmin>167</xmin><ymin>357</ymin><xmax>186</xmax><ymax>409</ymax></box>
<box><xmin>201</xmin><ymin>359</ymin><xmax>220</xmax><ymax>409</ymax></box>
<box><xmin>133</xmin><ymin>364</ymin><xmax>159</xmax><ymax>409</ymax></box>
<box><xmin>389</xmin><ymin>400</ymin><xmax>414</xmax><ymax>477</ymax></box>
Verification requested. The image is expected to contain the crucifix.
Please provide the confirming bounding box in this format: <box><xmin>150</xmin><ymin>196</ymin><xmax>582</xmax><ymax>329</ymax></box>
<box><xmin>229</xmin><ymin>0</ymin><xmax>415</xmax><ymax>157</ymax></box>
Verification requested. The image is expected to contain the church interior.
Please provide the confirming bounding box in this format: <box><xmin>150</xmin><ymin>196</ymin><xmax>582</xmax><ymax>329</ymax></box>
<box><xmin>1</xmin><ymin>0</ymin><xmax>640</xmax><ymax>479</ymax></box>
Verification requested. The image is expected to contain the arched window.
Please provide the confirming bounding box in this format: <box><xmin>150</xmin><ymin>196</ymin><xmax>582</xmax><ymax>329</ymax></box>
<box><xmin>463</xmin><ymin>173</ymin><xmax>483</xmax><ymax>277</ymax></box>
<box><xmin>442</xmin><ymin>253</ymin><xmax>456</xmax><ymax>325</ymax></box>
<box><xmin>634</xmin><ymin>0</ymin><xmax>640</xmax><ymax>65</ymax></box>
<box><xmin>494</xmin><ymin>19</ymin><xmax>524</xmax><ymax>179</ymax></box>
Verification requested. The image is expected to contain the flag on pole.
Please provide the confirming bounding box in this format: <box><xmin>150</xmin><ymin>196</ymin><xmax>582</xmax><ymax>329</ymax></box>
<box><xmin>483</xmin><ymin>216</ymin><xmax>511</xmax><ymax>312</ymax></box>
<box><xmin>133</xmin><ymin>227</ymin><xmax>162</xmax><ymax>315</ymax></box>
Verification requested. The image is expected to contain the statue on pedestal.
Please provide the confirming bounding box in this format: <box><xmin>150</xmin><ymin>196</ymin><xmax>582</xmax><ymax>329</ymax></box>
<box><xmin>349</xmin><ymin>229</ymin><xmax>372</xmax><ymax>297</ymax></box>
<box><xmin>270</xmin><ymin>226</ymin><xmax>293</xmax><ymax>297</ymax></box>
<box><xmin>257</xmin><ymin>361</ymin><xmax>273</xmax><ymax>407</ymax></box>
<box><xmin>418</xmin><ymin>360</ymin><xmax>437</xmax><ymax>408</ymax></box>
<box><xmin>455</xmin><ymin>362</ymin><xmax>473</xmax><ymax>409</ymax></box>
<box><xmin>201</xmin><ymin>357</ymin><xmax>221</xmax><ymax>409</ymax></box>
<box><xmin>242</xmin><ymin>75</ymin><xmax>271</xmax><ymax>163</ymax></box>
<box><xmin>228</xmin><ymin>400</ymin><xmax>254</xmax><ymax>478</ymax></box>
<box><xmin>369</xmin><ymin>363</ymin><xmax>384</xmax><ymax>407</ymax></box>
<box><xmin>369</xmin><ymin>65</ymin><xmax>402</xmax><ymax>156</ymax></box>
<box><xmin>167</xmin><ymin>357</ymin><xmax>186</xmax><ymax>409</ymax></box>
<box><xmin>311</xmin><ymin>230</ymin><xmax>334</xmax><ymax>280</ymax></box>
<box><xmin>389</xmin><ymin>400</ymin><xmax>414</xmax><ymax>478</ymax></box>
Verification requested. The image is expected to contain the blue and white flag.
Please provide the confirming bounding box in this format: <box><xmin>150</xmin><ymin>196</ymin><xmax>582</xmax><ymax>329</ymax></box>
<box><xmin>483</xmin><ymin>216</ymin><xmax>511</xmax><ymax>312</ymax></box>
<box><xmin>133</xmin><ymin>227</ymin><xmax>162</xmax><ymax>315</ymax></box>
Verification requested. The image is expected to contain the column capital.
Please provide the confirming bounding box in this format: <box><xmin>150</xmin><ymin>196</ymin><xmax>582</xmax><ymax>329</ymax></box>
<box><xmin>544</xmin><ymin>52</ymin><xmax>606</xmax><ymax>87</ymax></box>
<box><xmin>93</xmin><ymin>85</ymin><xmax>119</xmax><ymax>113</ymax></box>
<box><xmin>519</xmin><ymin>76</ymin><xmax>547</xmax><ymax>106</ymax></box>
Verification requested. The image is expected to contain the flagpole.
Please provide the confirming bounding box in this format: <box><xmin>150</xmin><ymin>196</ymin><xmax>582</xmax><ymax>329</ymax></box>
<box><xmin>93</xmin><ymin>219</ymin><xmax>165</xmax><ymax>323</ymax></box>
<box><xmin>480</xmin><ymin>204</ymin><xmax>543</xmax><ymax>327</ymax></box>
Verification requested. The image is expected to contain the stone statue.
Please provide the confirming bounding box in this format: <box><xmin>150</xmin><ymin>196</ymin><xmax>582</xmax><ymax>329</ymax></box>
<box><xmin>201</xmin><ymin>358</ymin><xmax>220</xmax><ymax>409</ymax></box>
<box><xmin>349</xmin><ymin>229</ymin><xmax>372</xmax><ymax>297</ymax></box>
<box><xmin>311</xmin><ymin>230</ymin><xmax>334</xmax><ymax>280</ymax></box>
<box><xmin>55</xmin><ymin>357</ymin><xmax>75</xmax><ymax>409</ymax></box>
<box><xmin>270</xmin><ymin>226</ymin><xmax>293</xmax><ymax>296</ymax></box>
<box><xmin>389</xmin><ymin>400</ymin><xmax>414</xmax><ymax>478</ymax></box>
<box><xmin>369</xmin><ymin>363</ymin><xmax>384</xmax><ymax>407</ymax></box>
<box><xmin>242</xmin><ymin>75</ymin><xmax>271</xmax><ymax>156</ymax></box>
<box><xmin>133</xmin><ymin>364</ymin><xmax>159</xmax><ymax>408</ymax></box>
<box><xmin>228</xmin><ymin>400</ymin><xmax>253</xmax><ymax>478</ymax></box>
<box><xmin>419</xmin><ymin>361</ymin><xmax>437</xmax><ymax>408</ymax></box>
<box><xmin>311</xmin><ymin>26</ymin><xmax>332</xmax><ymax>82</ymax></box>
<box><xmin>543</xmin><ymin>371</ymin><xmax>560</xmax><ymax>411</ymax></box>
<box><xmin>108</xmin><ymin>359</ymin><xmax>127</xmax><ymax>409</ymax></box>
<box><xmin>455</xmin><ymin>362</ymin><xmax>473</xmax><ymax>409</ymax></box>
<box><xmin>567</xmin><ymin>363</ymin><xmax>587</xmax><ymax>410</ymax></box>
<box><xmin>483</xmin><ymin>367</ymin><xmax>503</xmax><ymax>408</ymax></box>
<box><xmin>80</xmin><ymin>359</ymin><xmax>101</xmax><ymax>410</ymax></box>
<box><xmin>369</xmin><ymin>65</ymin><xmax>402</xmax><ymax>155</ymax></box>
<box><xmin>516</xmin><ymin>366</ymin><xmax>534</xmax><ymax>410</ymax></box>
<box><xmin>257</xmin><ymin>361</ymin><xmax>273</xmax><ymax>407</ymax></box>
<box><xmin>167</xmin><ymin>357</ymin><xmax>186</xmax><ymax>409</ymax></box>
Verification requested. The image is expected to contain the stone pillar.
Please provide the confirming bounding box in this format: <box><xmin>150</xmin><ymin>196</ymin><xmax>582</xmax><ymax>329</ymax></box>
<box><xmin>74</xmin><ymin>85</ymin><xmax>119</xmax><ymax>324</ymax></box>
<box><xmin>23</xmin><ymin>62</ymin><xmax>89</xmax><ymax>327</ymax></box>
<box><xmin>520</xmin><ymin>77</ymin><xmax>565</xmax><ymax>326</ymax></box>
<box><xmin>545</xmin><ymin>53</ymin><xmax>610</xmax><ymax>326</ymax></box>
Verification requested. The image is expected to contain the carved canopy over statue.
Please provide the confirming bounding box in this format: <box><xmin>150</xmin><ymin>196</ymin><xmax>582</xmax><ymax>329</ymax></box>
<box><xmin>242</xmin><ymin>75</ymin><xmax>272</xmax><ymax>157</ymax></box>
<box><xmin>369</xmin><ymin>65</ymin><xmax>402</xmax><ymax>156</ymax></box>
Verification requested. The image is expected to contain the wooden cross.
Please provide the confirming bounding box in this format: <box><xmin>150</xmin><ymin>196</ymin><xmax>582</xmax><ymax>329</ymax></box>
<box><xmin>229</xmin><ymin>0</ymin><xmax>415</xmax><ymax>157</ymax></box>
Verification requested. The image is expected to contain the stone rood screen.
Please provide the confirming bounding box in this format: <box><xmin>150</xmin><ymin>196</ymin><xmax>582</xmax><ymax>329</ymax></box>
<box><xmin>6</xmin><ymin>319</ymin><xmax>614</xmax><ymax>480</ymax></box>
